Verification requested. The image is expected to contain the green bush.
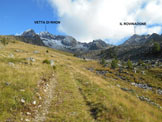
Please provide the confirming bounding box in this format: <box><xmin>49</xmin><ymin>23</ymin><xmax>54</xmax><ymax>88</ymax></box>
<box><xmin>42</xmin><ymin>59</ymin><xmax>50</xmax><ymax>64</ymax></box>
<box><xmin>153</xmin><ymin>42</ymin><xmax>160</xmax><ymax>53</ymax></box>
<box><xmin>138</xmin><ymin>59</ymin><xmax>144</xmax><ymax>66</ymax></box>
<box><xmin>100</xmin><ymin>58</ymin><xmax>106</xmax><ymax>65</ymax></box>
<box><xmin>0</xmin><ymin>38</ymin><xmax>8</xmax><ymax>46</ymax></box>
<box><xmin>127</xmin><ymin>59</ymin><xmax>133</xmax><ymax>69</ymax></box>
<box><xmin>53</xmin><ymin>65</ymin><xmax>56</xmax><ymax>70</ymax></box>
<box><xmin>111</xmin><ymin>59</ymin><xmax>118</xmax><ymax>69</ymax></box>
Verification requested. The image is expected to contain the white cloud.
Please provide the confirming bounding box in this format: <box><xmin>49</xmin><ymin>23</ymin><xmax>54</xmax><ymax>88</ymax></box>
<box><xmin>15</xmin><ymin>32</ymin><xmax>22</xmax><ymax>36</ymax></box>
<box><xmin>136</xmin><ymin>26</ymin><xmax>162</xmax><ymax>35</ymax></box>
<box><xmin>48</xmin><ymin>0</ymin><xmax>162</xmax><ymax>43</ymax></box>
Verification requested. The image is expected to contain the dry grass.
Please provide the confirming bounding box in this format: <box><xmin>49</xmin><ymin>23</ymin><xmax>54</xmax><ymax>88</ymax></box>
<box><xmin>0</xmin><ymin>36</ymin><xmax>161</xmax><ymax>122</ymax></box>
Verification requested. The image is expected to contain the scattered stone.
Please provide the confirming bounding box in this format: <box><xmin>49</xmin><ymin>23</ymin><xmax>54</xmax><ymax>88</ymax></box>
<box><xmin>131</xmin><ymin>82</ymin><xmax>136</xmax><ymax>86</ymax></box>
<box><xmin>6</xmin><ymin>118</ymin><xmax>14</xmax><ymax>122</ymax></box>
<box><xmin>131</xmin><ymin>83</ymin><xmax>152</xmax><ymax>90</ymax></box>
<box><xmin>8</xmin><ymin>53</ymin><xmax>14</xmax><ymax>58</ymax></box>
<box><xmin>138</xmin><ymin>96</ymin><xmax>150</xmax><ymax>102</ymax></box>
<box><xmin>118</xmin><ymin>68</ymin><xmax>123</xmax><ymax>73</ymax></box>
<box><xmin>117</xmin><ymin>64</ymin><xmax>122</xmax><ymax>67</ymax></box>
<box><xmin>33</xmin><ymin>50</ymin><xmax>39</xmax><ymax>54</ymax></box>
<box><xmin>21</xmin><ymin>98</ymin><xmax>25</xmax><ymax>103</ymax></box>
<box><xmin>157</xmin><ymin>89</ymin><xmax>162</xmax><ymax>95</ymax></box>
<box><xmin>8</xmin><ymin>62</ymin><xmax>15</xmax><ymax>67</ymax></box>
<box><xmin>20</xmin><ymin>89</ymin><xmax>25</xmax><ymax>92</ymax></box>
<box><xmin>26</xmin><ymin>112</ymin><xmax>31</xmax><ymax>115</ymax></box>
<box><xmin>15</xmin><ymin>49</ymin><xmax>20</xmax><ymax>52</ymax></box>
<box><xmin>25</xmin><ymin>119</ymin><xmax>30</xmax><ymax>122</ymax></box>
<box><xmin>96</xmin><ymin>70</ymin><xmax>108</xmax><ymax>75</ymax></box>
<box><xmin>5</xmin><ymin>82</ymin><xmax>10</xmax><ymax>86</ymax></box>
<box><xmin>50</xmin><ymin>60</ymin><xmax>55</xmax><ymax>66</ymax></box>
<box><xmin>141</xmin><ymin>71</ymin><xmax>145</xmax><ymax>75</ymax></box>
<box><xmin>116</xmin><ymin>84</ymin><xmax>121</xmax><ymax>88</ymax></box>
<box><xmin>137</xmin><ymin>83</ymin><xmax>147</xmax><ymax>89</ymax></box>
<box><xmin>87</xmin><ymin>68</ymin><xmax>94</xmax><ymax>72</ymax></box>
<box><xmin>32</xmin><ymin>101</ymin><xmax>36</xmax><ymax>105</ymax></box>
<box><xmin>121</xmin><ymin>88</ymin><xmax>133</xmax><ymax>92</ymax></box>
<box><xmin>26</xmin><ymin>57</ymin><xmax>36</xmax><ymax>62</ymax></box>
<box><xmin>137</xmin><ymin>95</ymin><xmax>161</xmax><ymax>109</ymax></box>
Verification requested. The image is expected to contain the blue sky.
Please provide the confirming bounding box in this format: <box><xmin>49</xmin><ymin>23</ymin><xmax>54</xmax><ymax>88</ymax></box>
<box><xmin>0</xmin><ymin>0</ymin><xmax>162</xmax><ymax>45</ymax></box>
<box><xmin>0</xmin><ymin>0</ymin><xmax>63</xmax><ymax>35</ymax></box>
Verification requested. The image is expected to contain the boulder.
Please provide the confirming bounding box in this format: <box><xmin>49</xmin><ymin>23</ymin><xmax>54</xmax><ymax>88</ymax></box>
<box><xmin>8</xmin><ymin>62</ymin><xmax>15</xmax><ymax>67</ymax></box>
<box><xmin>50</xmin><ymin>60</ymin><xmax>55</xmax><ymax>66</ymax></box>
<box><xmin>33</xmin><ymin>50</ymin><xmax>39</xmax><ymax>54</ymax></box>
<box><xmin>26</xmin><ymin>57</ymin><xmax>36</xmax><ymax>62</ymax></box>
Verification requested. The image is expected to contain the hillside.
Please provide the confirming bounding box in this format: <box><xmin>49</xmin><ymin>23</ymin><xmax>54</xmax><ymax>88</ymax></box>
<box><xmin>0</xmin><ymin>36</ymin><xmax>162</xmax><ymax>122</ymax></box>
<box><xmin>99</xmin><ymin>33</ymin><xmax>162</xmax><ymax>61</ymax></box>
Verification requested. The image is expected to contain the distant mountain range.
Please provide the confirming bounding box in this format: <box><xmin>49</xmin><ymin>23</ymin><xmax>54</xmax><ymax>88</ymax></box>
<box><xmin>100</xmin><ymin>33</ymin><xmax>162</xmax><ymax>60</ymax></box>
<box><xmin>18</xmin><ymin>29</ymin><xmax>111</xmax><ymax>54</ymax></box>
<box><xmin>14</xmin><ymin>29</ymin><xmax>162</xmax><ymax>60</ymax></box>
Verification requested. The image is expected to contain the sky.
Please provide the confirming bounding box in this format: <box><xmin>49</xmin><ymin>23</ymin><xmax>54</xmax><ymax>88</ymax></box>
<box><xmin>0</xmin><ymin>0</ymin><xmax>162</xmax><ymax>45</ymax></box>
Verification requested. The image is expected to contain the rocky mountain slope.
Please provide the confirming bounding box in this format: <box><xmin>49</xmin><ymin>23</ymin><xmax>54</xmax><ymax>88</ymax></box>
<box><xmin>19</xmin><ymin>29</ymin><xmax>110</xmax><ymax>54</ymax></box>
<box><xmin>100</xmin><ymin>33</ymin><xmax>162</xmax><ymax>60</ymax></box>
<box><xmin>16</xmin><ymin>29</ymin><xmax>45</xmax><ymax>46</ymax></box>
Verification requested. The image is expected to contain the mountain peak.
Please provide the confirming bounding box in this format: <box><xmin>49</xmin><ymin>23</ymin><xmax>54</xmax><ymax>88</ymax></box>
<box><xmin>39</xmin><ymin>31</ymin><xmax>55</xmax><ymax>39</ymax></box>
<box><xmin>22</xmin><ymin>29</ymin><xmax>36</xmax><ymax>37</ymax></box>
<box><xmin>122</xmin><ymin>34</ymin><xmax>150</xmax><ymax>46</ymax></box>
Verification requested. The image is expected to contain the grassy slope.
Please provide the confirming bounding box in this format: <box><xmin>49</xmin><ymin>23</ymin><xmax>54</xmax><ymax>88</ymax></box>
<box><xmin>0</xmin><ymin>36</ymin><xmax>161</xmax><ymax>122</ymax></box>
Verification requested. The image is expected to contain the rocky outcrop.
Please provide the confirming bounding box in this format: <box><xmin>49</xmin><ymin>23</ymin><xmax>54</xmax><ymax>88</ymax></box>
<box><xmin>18</xmin><ymin>29</ymin><xmax>45</xmax><ymax>46</ymax></box>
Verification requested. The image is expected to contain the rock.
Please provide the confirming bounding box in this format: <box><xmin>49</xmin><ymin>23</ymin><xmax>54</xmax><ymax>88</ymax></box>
<box><xmin>8</xmin><ymin>62</ymin><xmax>15</xmax><ymax>67</ymax></box>
<box><xmin>139</xmin><ymin>96</ymin><xmax>150</xmax><ymax>102</ymax></box>
<box><xmin>118</xmin><ymin>68</ymin><xmax>123</xmax><ymax>73</ymax></box>
<box><xmin>117</xmin><ymin>64</ymin><xmax>122</xmax><ymax>67</ymax></box>
<box><xmin>8</xmin><ymin>53</ymin><xmax>14</xmax><ymax>58</ymax></box>
<box><xmin>20</xmin><ymin>89</ymin><xmax>25</xmax><ymax>92</ymax></box>
<box><xmin>25</xmin><ymin>119</ymin><xmax>30</xmax><ymax>122</ymax></box>
<box><xmin>32</xmin><ymin>101</ymin><xmax>36</xmax><ymax>105</ymax></box>
<box><xmin>15</xmin><ymin>49</ymin><xmax>20</xmax><ymax>52</ymax></box>
<box><xmin>26</xmin><ymin>112</ymin><xmax>31</xmax><ymax>115</ymax></box>
<box><xmin>50</xmin><ymin>60</ymin><xmax>55</xmax><ymax>66</ymax></box>
<box><xmin>131</xmin><ymin>83</ymin><xmax>152</xmax><ymax>90</ymax></box>
<box><xmin>131</xmin><ymin>82</ymin><xmax>136</xmax><ymax>86</ymax></box>
<box><xmin>87</xmin><ymin>68</ymin><xmax>94</xmax><ymax>72</ymax></box>
<box><xmin>116</xmin><ymin>84</ymin><xmax>121</xmax><ymax>88</ymax></box>
<box><xmin>21</xmin><ymin>98</ymin><xmax>25</xmax><ymax>103</ymax></box>
<box><xmin>121</xmin><ymin>88</ymin><xmax>129</xmax><ymax>91</ymax></box>
<box><xmin>96</xmin><ymin>70</ymin><xmax>108</xmax><ymax>75</ymax></box>
<box><xmin>33</xmin><ymin>50</ymin><xmax>39</xmax><ymax>54</ymax></box>
<box><xmin>141</xmin><ymin>71</ymin><xmax>145</xmax><ymax>75</ymax></box>
<box><xmin>26</xmin><ymin>57</ymin><xmax>36</xmax><ymax>62</ymax></box>
<box><xmin>6</xmin><ymin>118</ymin><xmax>14</xmax><ymax>122</ymax></box>
<box><xmin>157</xmin><ymin>89</ymin><xmax>162</xmax><ymax>95</ymax></box>
<box><xmin>5</xmin><ymin>82</ymin><xmax>10</xmax><ymax>86</ymax></box>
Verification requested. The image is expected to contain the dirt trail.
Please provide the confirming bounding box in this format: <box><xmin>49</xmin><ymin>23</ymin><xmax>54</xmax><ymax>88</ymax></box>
<box><xmin>32</xmin><ymin>74</ymin><xmax>57</xmax><ymax>122</ymax></box>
